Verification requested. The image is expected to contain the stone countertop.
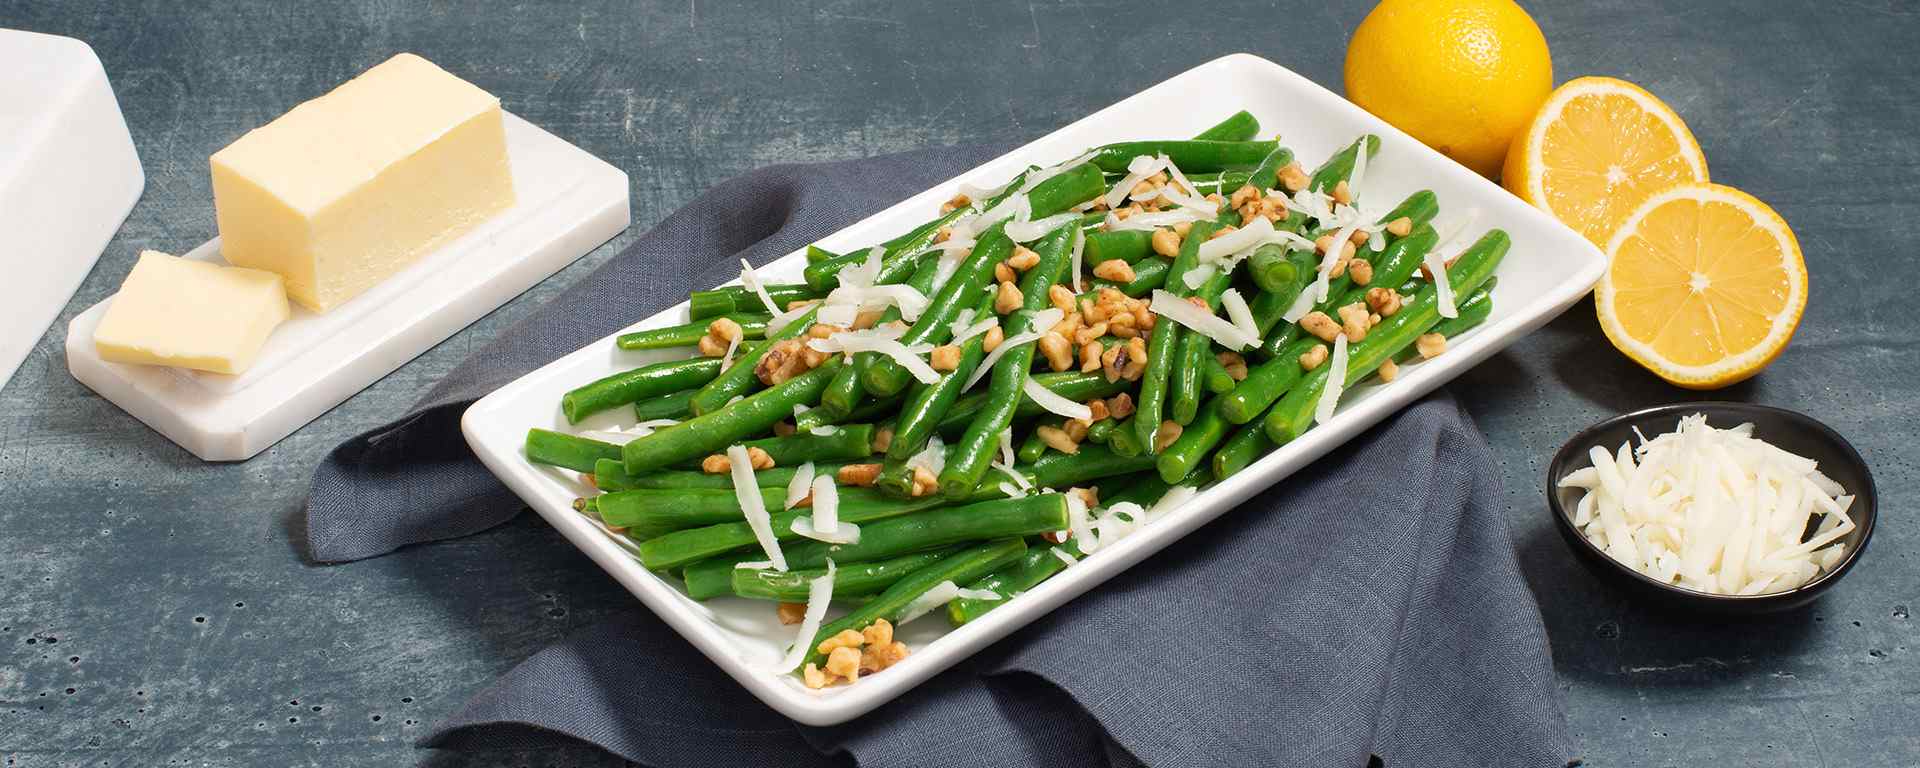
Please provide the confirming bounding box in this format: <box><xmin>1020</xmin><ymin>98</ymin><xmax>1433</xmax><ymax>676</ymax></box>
<box><xmin>1</xmin><ymin>1</ymin><xmax>1913</xmax><ymax>765</ymax></box>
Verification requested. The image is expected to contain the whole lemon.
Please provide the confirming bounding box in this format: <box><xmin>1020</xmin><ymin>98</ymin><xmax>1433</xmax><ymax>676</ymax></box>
<box><xmin>1344</xmin><ymin>0</ymin><xmax>1553</xmax><ymax>177</ymax></box>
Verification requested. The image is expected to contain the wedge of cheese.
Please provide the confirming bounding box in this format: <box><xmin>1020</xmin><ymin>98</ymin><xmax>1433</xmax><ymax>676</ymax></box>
<box><xmin>93</xmin><ymin>251</ymin><xmax>290</xmax><ymax>375</ymax></box>
<box><xmin>210</xmin><ymin>53</ymin><xmax>514</xmax><ymax>312</ymax></box>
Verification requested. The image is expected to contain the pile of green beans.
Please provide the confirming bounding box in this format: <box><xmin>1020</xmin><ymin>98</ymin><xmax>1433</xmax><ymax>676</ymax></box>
<box><xmin>521</xmin><ymin>113</ymin><xmax>1512</xmax><ymax>684</ymax></box>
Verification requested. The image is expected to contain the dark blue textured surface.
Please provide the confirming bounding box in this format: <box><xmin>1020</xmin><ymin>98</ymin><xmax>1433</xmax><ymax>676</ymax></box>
<box><xmin>1</xmin><ymin>1</ymin><xmax>1914</xmax><ymax>765</ymax></box>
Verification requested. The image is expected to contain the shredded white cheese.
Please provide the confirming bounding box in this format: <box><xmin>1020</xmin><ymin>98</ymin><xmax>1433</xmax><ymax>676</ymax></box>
<box><xmin>807</xmin><ymin>327</ymin><xmax>939</xmax><ymax>385</ymax></box>
<box><xmin>784</xmin><ymin>461</ymin><xmax>815</xmax><ymax>511</ymax></box>
<box><xmin>1424</xmin><ymin>247</ymin><xmax>1458</xmax><ymax>318</ymax></box>
<box><xmin>898</xmin><ymin>580</ymin><xmax>962</xmax><ymax>626</ymax></box>
<box><xmin>738</xmin><ymin>258</ymin><xmax>781</xmax><ymax>315</ymax></box>
<box><xmin>1022</xmin><ymin>376</ymin><xmax>1093</xmax><ymax>420</ymax></box>
<box><xmin>1314</xmin><ymin>333</ymin><xmax>1349</xmax><ymax>426</ymax></box>
<box><xmin>728</xmin><ymin>445</ymin><xmax>786</xmax><ymax>571</ymax></box>
<box><xmin>906</xmin><ymin>434</ymin><xmax>946</xmax><ymax>477</ymax></box>
<box><xmin>1005</xmin><ymin>212</ymin><xmax>1082</xmax><ymax>243</ymax></box>
<box><xmin>964</xmin><ymin>308</ymin><xmax>1064</xmax><ymax>390</ymax></box>
<box><xmin>1148</xmin><ymin>290</ymin><xmax>1257</xmax><ymax>351</ymax></box>
<box><xmin>1219</xmin><ymin>289</ymin><xmax>1259</xmax><ymax>341</ymax></box>
<box><xmin>997</xmin><ymin>427</ymin><xmax>1015</xmax><ymax>467</ymax></box>
<box><xmin>774</xmin><ymin>559</ymin><xmax>834</xmax><ymax>672</ymax></box>
<box><xmin>1146</xmin><ymin>486</ymin><xmax>1197</xmax><ymax>521</ymax></box>
<box><xmin>1068</xmin><ymin>227</ymin><xmax>1086</xmax><ymax>293</ymax></box>
<box><xmin>1557</xmin><ymin>414</ymin><xmax>1857</xmax><ymax>595</ymax></box>
<box><xmin>955</xmin><ymin>587</ymin><xmax>1004</xmax><ymax>601</ymax></box>
<box><xmin>1050</xmin><ymin>548</ymin><xmax>1079</xmax><ymax>566</ymax></box>
<box><xmin>1065</xmin><ymin>492</ymin><xmax>1096</xmax><ymax>553</ymax></box>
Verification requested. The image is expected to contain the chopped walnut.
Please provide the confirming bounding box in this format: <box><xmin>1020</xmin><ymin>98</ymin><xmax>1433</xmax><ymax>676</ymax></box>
<box><xmin>1331</xmin><ymin>180</ymin><xmax>1353</xmax><ymax>206</ymax></box>
<box><xmin>1337</xmin><ymin>303</ymin><xmax>1371</xmax><ymax>342</ymax></box>
<box><xmin>1277</xmin><ymin>162</ymin><xmax>1309</xmax><ymax>193</ymax></box>
<box><xmin>1106</xmin><ymin>311</ymin><xmax>1138</xmax><ymax>339</ymax></box>
<box><xmin>993</xmin><ymin>261</ymin><xmax>1016</xmax><ymax>284</ymax></box>
<box><xmin>982</xmin><ymin>325</ymin><xmax>1005</xmax><ymax>353</ymax></box>
<box><xmin>1208</xmin><ymin>225</ymin><xmax>1236</xmax><ymax>240</ymax></box>
<box><xmin>697</xmin><ymin>334</ymin><xmax>728</xmax><ymax>357</ymax></box>
<box><xmin>935</xmin><ymin>226</ymin><xmax>954</xmax><ymax>243</ymax></box>
<box><xmin>756</xmin><ymin>339</ymin><xmax>809</xmax><ymax>385</ymax></box>
<box><xmin>1036</xmin><ymin>425</ymin><xmax>1080</xmax><ymax>455</ymax></box>
<box><xmin>994</xmin><ymin>281</ymin><xmax>1023</xmax><ymax>314</ymax></box>
<box><xmin>1069</xmin><ymin>486</ymin><xmax>1099</xmax><ymax>509</ymax></box>
<box><xmin>1347</xmin><ymin>257</ymin><xmax>1373</xmax><ymax>286</ymax></box>
<box><xmin>1038</xmin><ymin>333</ymin><xmax>1074</xmax><ymax>372</ymax></box>
<box><xmin>940</xmin><ymin>193</ymin><xmax>972</xmax><ymax>214</ymax></box>
<box><xmin>1386</xmin><ymin>216</ymin><xmax>1414</xmax><ymax>237</ymax></box>
<box><xmin>1087</xmin><ymin>398</ymin><xmax>1110</xmax><ymax>422</ymax></box>
<box><xmin>1062</xmin><ymin>418</ymin><xmax>1089</xmax><ymax>442</ymax></box>
<box><xmin>1106</xmin><ymin>392</ymin><xmax>1135</xmax><ymax>420</ymax></box>
<box><xmin>1151</xmin><ymin>420</ymin><xmax>1183</xmax><ymax>453</ymax></box>
<box><xmin>1229</xmin><ymin>184</ymin><xmax>1261</xmax><ymax>209</ymax></box>
<box><xmin>851</xmin><ymin>309</ymin><xmax>885</xmax><ymax>330</ymax></box>
<box><xmin>747</xmin><ymin>446</ymin><xmax>774</xmax><ymax>469</ymax></box>
<box><xmin>1217</xmin><ymin>350</ymin><xmax>1248</xmax><ymax>381</ymax></box>
<box><xmin>1079</xmin><ymin>340</ymin><xmax>1104</xmax><ymax>372</ymax></box>
<box><xmin>1007</xmin><ymin>245</ymin><xmax>1041</xmax><ymax>272</ymax></box>
<box><xmin>1299</xmin><ymin>344</ymin><xmax>1329</xmax><ymax>371</ymax></box>
<box><xmin>1092</xmin><ymin>259</ymin><xmax>1135</xmax><ymax>283</ymax></box>
<box><xmin>860</xmin><ymin>640</ymin><xmax>910</xmax><ymax>675</ymax></box>
<box><xmin>1416</xmin><ymin>332</ymin><xmax>1448</xmax><ymax>359</ymax></box>
<box><xmin>816</xmin><ymin>628</ymin><xmax>865</xmax><ymax>656</ymax></box>
<box><xmin>1074</xmin><ymin>321</ymin><xmax>1108</xmax><ymax>346</ymax></box>
<box><xmin>837</xmin><ymin>463</ymin><xmax>884</xmax><ymax>486</ymax></box>
<box><xmin>871</xmin><ymin>425</ymin><xmax>893</xmax><ymax>454</ymax></box>
<box><xmin>910</xmin><ymin>466</ymin><xmax>939</xmax><ymax>497</ymax></box>
<box><xmin>1365</xmin><ymin>286</ymin><xmax>1402</xmax><ymax>317</ymax></box>
<box><xmin>709</xmin><ymin>317</ymin><xmax>745</xmax><ymax>344</ymax></box>
<box><xmin>1349</xmin><ymin>228</ymin><xmax>1371</xmax><ymax>246</ymax></box>
<box><xmin>1300</xmin><ymin>311</ymin><xmax>1341</xmax><ymax>343</ymax></box>
<box><xmin>1080</xmin><ymin>298</ymin><xmax>1107</xmax><ymax>323</ymax></box>
<box><xmin>778</xmin><ymin>602</ymin><xmax>807</xmax><ymax>625</ymax></box>
<box><xmin>1172</xmin><ymin>220</ymin><xmax>1194</xmax><ymax>238</ymax></box>
<box><xmin>807</xmin><ymin>323</ymin><xmax>843</xmax><ymax>340</ymax></box>
<box><xmin>1048</xmin><ymin>284</ymin><xmax>1077</xmax><ymax>315</ymax></box>
<box><xmin>1048</xmin><ymin>312</ymin><xmax>1082</xmax><ymax>340</ymax></box>
<box><xmin>803</xmin><ymin>663</ymin><xmax>830</xmax><ymax>689</ymax></box>
<box><xmin>929</xmin><ymin>344</ymin><xmax>962</xmax><ymax>371</ymax></box>
<box><xmin>862</xmin><ymin>618</ymin><xmax>894</xmax><ymax>647</ymax></box>
<box><xmin>1151</xmin><ymin>228</ymin><xmax>1182</xmax><ymax>257</ymax></box>
<box><xmin>1377</xmin><ymin>358</ymin><xmax>1400</xmax><ymax>383</ymax></box>
<box><xmin>826</xmin><ymin>646</ymin><xmax>862</xmax><ymax>683</ymax></box>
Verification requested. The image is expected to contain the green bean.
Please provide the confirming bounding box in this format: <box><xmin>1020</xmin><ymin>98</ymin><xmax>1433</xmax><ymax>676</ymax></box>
<box><xmin>1107</xmin><ymin>416</ymin><xmax>1144</xmax><ymax>457</ymax></box>
<box><xmin>1310</xmin><ymin>135</ymin><xmax>1381</xmax><ymax>193</ymax></box>
<box><xmin>778</xmin><ymin>493</ymin><xmax>1066</xmax><ymax>571</ymax></box>
<box><xmin>947</xmin><ymin>541</ymin><xmax>1080</xmax><ymax>626</ymax></box>
<box><xmin>1249</xmin><ymin>248</ymin><xmax>1320</xmax><ymax>337</ymax></box>
<box><xmin>1157</xmin><ymin>397</ymin><xmax>1234</xmax><ymax>482</ymax></box>
<box><xmin>1264</xmin><ymin>230</ymin><xmax>1509</xmax><ymax>444</ymax></box>
<box><xmin>888</xmin><ymin>291</ymin><xmax>999</xmax><ymax>460</ymax></box>
<box><xmin>689</xmin><ymin>306</ymin><xmax>819</xmax><ymax>416</ymax></box>
<box><xmin>938</xmin><ymin>225</ymin><xmax>1078</xmax><ymax>498</ymax></box>
<box><xmin>593</xmin><ymin>458</ymin><xmax>846</xmax><ymax>492</ymax></box>
<box><xmin>616</xmin><ymin>315</ymin><xmax>770</xmax><ymax>351</ymax></box>
<box><xmin>823</xmin><ymin>253</ymin><xmax>944</xmax><ymax>418</ymax></box>
<box><xmin>1017</xmin><ymin>444</ymin><xmax>1156</xmax><ymax>492</ymax></box>
<box><xmin>803</xmin><ymin>209</ymin><xmax>963</xmax><ymax>291</ymax></box>
<box><xmin>1086</xmin><ymin>417</ymin><xmax>1117</xmax><ymax>444</ymax></box>
<box><xmin>635</xmin><ymin>481</ymin><xmax>952</xmax><ymax>571</ymax></box>
<box><xmin>1084</xmin><ymin>230</ymin><xmax>1154</xmax><ymax>265</ymax></box>
<box><xmin>1171</xmin><ymin>266</ymin><xmax>1233</xmax><ymax>425</ymax></box>
<box><xmin>723</xmin><ymin>424</ymin><xmax>875</xmax><ymax>467</ymax></box>
<box><xmin>934</xmin><ymin>371</ymin><xmax>1127</xmax><ymax>437</ymax></box>
<box><xmin>1219</xmin><ymin>338</ymin><xmax>1325</xmax><ymax>424</ymax></box>
<box><xmin>632</xmin><ymin>390</ymin><xmax>696</xmax><ymax>422</ymax></box>
<box><xmin>1088</xmin><ymin>140</ymin><xmax>1281</xmax><ymax>174</ymax></box>
<box><xmin>1243</xmin><ymin>145</ymin><xmax>1296</xmax><ymax>192</ymax></box>
<box><xmin>863</xmin><ymin>164</ymin><xmax>1104</xmax><ymax>396</ymax></box>
<box><xmin>1204</xmin><ymin>354</ymin><xmax>1237</xmax><ymax>394</ymax></box>
<box><xmin>730</xmin><ymin>547</ymin><xmax>966</xmax><ymax>601</ymax></box>
<box><xmin>1193</xmin><ymin>110</ymin><xmax>1260</xmax><ymax>142</ymax></box>
<box><xmin>1211</xmin><ymin>420</ymin><xmax>1273</xmax><ymax>480</ymax></box>
<box><xmin>1017</xmin><ymin>420</ymin><xmax>1055</xmax><ymax>463</ymax></box>
<box><xmin>805</xmin><ymin>245</ymin><xmax>840</xmax><ymax>264</ymax></box>
<box><xmin>621</xmin><ymin>359</ymin><xmax>841</xmax><ymax>475</ymax></box>
<box><xmin>560</xmin><ymin>357</ymin><xmax>724</xmax><ymax>424</ymax></box>
<box><xmin>599</xmin><ymin>485</ymin><xmax>900</xmax><ymax>539</ymax></box>
<box><xmin>524</xmin><ymin>429</ymin><xmax>620</xmax><ymax>473</ymax></box>
<box><xmin>796</xmin><ymin>538</ymin><xmax>1028</xmax><ymax>671</ymax></box>
<box><xmin>1260</xmin><ymin>219</ymin><xmax>1439</xmax><ymax>359</ymax></box>
<box><xmin>1090</xmin><ymin>255</ymin><xmax>1168</xmax><ymax>297</ymax></box>
<box><xmin>1134</xmin><ymin>220</ymin><xmax>1213</xmax><ymax>448</ymax></box>
<box><xmin>689</xmin><ymin>284</ymin><xmax>823</xmax><ymax>321</ymax></box>
<box><xmin>796</xmin><ymin>393</ymin><xmax>903</xmax><ymax>433</ymax></box>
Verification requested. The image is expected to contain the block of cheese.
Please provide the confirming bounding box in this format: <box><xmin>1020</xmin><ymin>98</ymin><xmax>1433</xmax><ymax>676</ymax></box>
<box><xmin>93</xmin><ymin>251</ymin><xmax>290</xmax><ymax>375</ymax></box>
<box><xmin>210</xmin><ymin>53</ymin><xmax>515</xmax><ymax>312</ymax></box>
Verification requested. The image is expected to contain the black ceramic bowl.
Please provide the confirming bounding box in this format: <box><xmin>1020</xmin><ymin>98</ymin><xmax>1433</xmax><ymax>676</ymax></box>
<box><xmin>1547</xmin><ymin>402</ymin><xmax>1876</xmax><ymax>614</ymax></box>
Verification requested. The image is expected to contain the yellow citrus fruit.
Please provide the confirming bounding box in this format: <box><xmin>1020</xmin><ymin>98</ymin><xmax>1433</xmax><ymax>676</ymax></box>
<box><xmin>1344</xmin><ymin>0</ymin><xmax>1553</xmax><ymax>177</ymax></box>
<box><xmin>1595</xmin><ymin>183</ymin><xmax>1806</xmax><ymax>389</ymax></box>
<box><xmin>1503</xmin><ymin>76</ymin><xmax>1709</xmax><ymax>249</ymax></box>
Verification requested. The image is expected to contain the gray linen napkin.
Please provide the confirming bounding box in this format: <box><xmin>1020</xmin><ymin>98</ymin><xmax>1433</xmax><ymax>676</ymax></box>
<box><xmin>307</xmin><ymin>146</ymin><xmax>1572</xmax><ymax>767</ymax></box>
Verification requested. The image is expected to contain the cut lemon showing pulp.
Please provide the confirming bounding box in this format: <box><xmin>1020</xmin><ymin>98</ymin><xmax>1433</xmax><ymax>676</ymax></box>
<box><xmin>1596</xmin><ymin>183</ymin><xmax>1806</xmax><ymax>389</ymax></box>
<box><xmin>1503</xmin><ymin>76</ymin><xmax>1708</xmax><ymax>248</ymax></box>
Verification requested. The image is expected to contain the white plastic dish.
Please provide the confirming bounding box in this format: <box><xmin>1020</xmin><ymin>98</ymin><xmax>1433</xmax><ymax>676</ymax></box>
<box><xmin>67</xmin><ymin>112</ymin><xmax>630</xmax><ymax>461</ymax></box>
<box><xmin>461</xmin><ymin>52</ymin><xmax>1606</xmax><ymax>726</ymax></box>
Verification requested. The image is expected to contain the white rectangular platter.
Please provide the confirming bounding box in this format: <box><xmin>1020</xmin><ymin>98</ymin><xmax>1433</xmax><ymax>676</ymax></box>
<box><xmin>461</xmin><ymin>53</ymin><xmax>1606</xmax><ymax>726</ymax></box>
<box><xmin>67</xmin><ymin>112</ymin><xmax>630</xmax><ymax>461</ymax></box>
